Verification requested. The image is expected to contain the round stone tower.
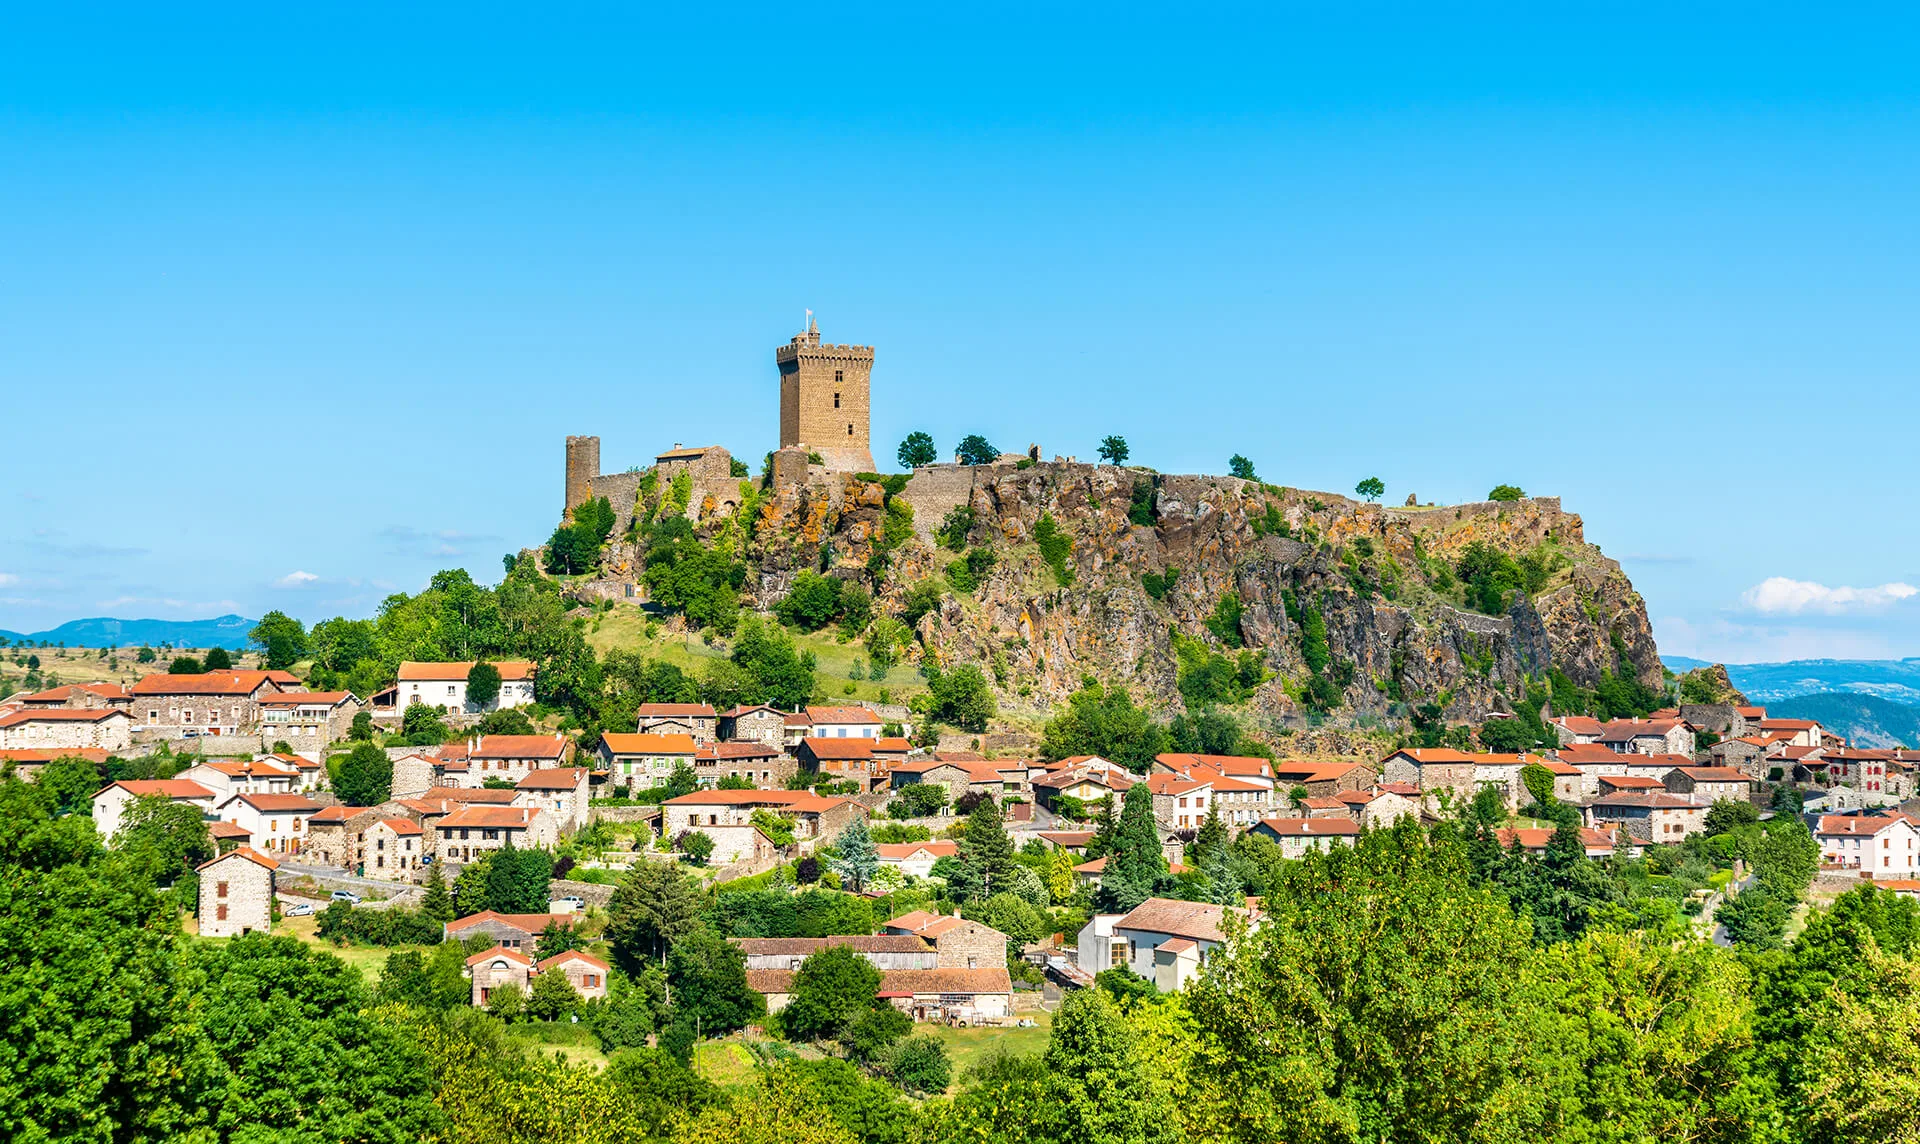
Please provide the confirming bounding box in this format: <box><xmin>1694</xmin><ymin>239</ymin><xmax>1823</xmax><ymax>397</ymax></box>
<box><xmin>564</xmin><ymin>435</ymin><xmax>600</xmax><ymax>520</ymax></box>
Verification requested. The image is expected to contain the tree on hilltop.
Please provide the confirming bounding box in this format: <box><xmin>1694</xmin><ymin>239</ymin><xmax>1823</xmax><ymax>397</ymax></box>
<box><xmin>956</xmin><ymin>435</ymin><xmax>998</xmax><ymax>465</ymax></box>
<box><xmin>897</xmin><ymin>431</ymin><xmax>937</xmax><ymax>469</ymax></box>
<box><xmin>1229</xmin><ymin>454</ymin><xmax>1257</xmax><ymax>480</ymax></box>
<box><xmin>1098</xmin><ymin>435</ymin><xmax>1130</xmax><ymax>465</ymax></box>
<box><xmin>1489</xmin><ymin>484</ymin><xmax>1525</xmax><ymax>502</ymax></box>
<box><xmin>1356</xmin><ymin>476</ymin><xmax>1385</xmax><ymax>502</ymax></box>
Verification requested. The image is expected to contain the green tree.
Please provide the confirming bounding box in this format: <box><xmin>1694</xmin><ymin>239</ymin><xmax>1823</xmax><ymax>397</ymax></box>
<box><xmin>202</xmin><ymin>646</ymin><xmax>234</xmax><ymax>671</ymax></box>
<box><xmin>665</xmin><ymin>760</ymin><xmax>699</xmax><ymax>800</ymax></box>
<box><xmin>1044</xmin><ymin>989</ymin><xmax>1170</xmax><ymax>1144</ymax></box>
<box><xmin>678</xmin><ymin>830</ymin><xmax>716</xmax><ymax>866</ymax></box>
<box><xmin>731</xmin><ymin>616</ymin><xmax>816</xmax><ymax>709</ymax></box>
<box><xmin>1355</xmin><ymin>476</ymin><xmax>1385</xmax><ymax>502</ymax></box>
<box><xmin>1095</xmin><ymin>783</ymin><xmax>1166</xmax><ymax>913</ymax></box>
<box><xmin>896</xmin><ymin>431</ymin><xmax>938</xmax><ymax>469</ymax></box>
<box><xmin>136</xmin><ymin>645</ymin><xmax>156</xmax><ymax>663</ymax></box>
<box><xmin>776</xmin><ymin>571</ymin><xmax>845</xmax><ymax>631</ymax></box>
<box><xmin>1039</xmin><ymin>680</ymin><xmax>1169</xmax><ymax>771</ymax></box>
<box><xmin>525</xmin><ymin>964</ymin><xmax>582</xmax><ymax>1020</ymax></box>
<box><xmin>168</xmin><ymin>655</ymin><xmax>203</xmax><ymax>674</ymax></box>
<box><xmin>884</xmin><ymin>1033</ymin><xmax>953</xmax><ymax>1095</ymax></box>
<box><xmin>831</xmin><ymin>814</ymin><xmax>879</xmax><ymax>891</ymax></box>
<box><xmin>466</xmin><ymin>661</ymin><xmax>502</xmax><ymax>709</ymax></box>
<box><xmin>348</xmin><ymin>710</ymin><xmax>374</xmax><ymax>740</ymax></box>
<box><xmin>606</xmin><ymin>861</ymin><xmax>705</xmax><ymax>971</ymax></box>
<box><xmin>956</xmin><ymin>434</ymin><xmax>998</xmax><ymax>465</ymax></box>
<box><xmin>400</xmin><ymin>701</ymin><xmax>450</xmax><ymax>744</ymax></box>
<box><xmin>947</xmin><ymin>796</ymin><xmax>1018</xmax><ymax>902</ymax></box>
<box><xmin>1228</xmin><ymin>454</ymin><xmax>1257</xmax><ymax>480</ymax></box>
<box><xmin>1098</xmin><ymin>435</ymin><xmax>1130</xmax><ymax>465</ymax></box>
<box><xmin>335</xmin><ymin>740</ymin><xmax>394</xmax><ymax>806</ymax></box>
<box><xmin>1489</xmin><ymin>484</ymin><xmax>1526</xmax><ymax>501</ymax></box>
<box><xmin>666</xmin><ymin>926</ymin><xmax>766</xmax><ymax>1036</ymax></box>
<box><xmin>783</xmin><ymin>945</ymin><xmax>884</xmax><ymax>1043</ymax></box>
<box><xmin>116</xmin><ymin>793</ymin><xmax>213</xmax><ymax>885</ymax></box>
<box><xmin>249</xmin><ymin>609</ymin><xmax>310</xmax><ymax>670</ymax></box>
<box><xmin>545</xmin><ymin>522</ymin><xmax>601</xmax><ymax>575</ymax></box>
<box><xmin>419</xmin><ymin>862</ymin><xmax>455</xmax><ymax>923</ymax></box>
<box><xmin>1204</xmin><ymin>592</ymin><xmax>1244</xmax><ymax>648</ymax></box>
<box><xmin>923</xmin><ymin>664</ymin><xmax>996</xmax><ymax>732</ymax></box>
<box><xmin>36</xmin><ymin>754</ymin><xmax>102</xmax><ymax>816</ymax></box>
<box><xmin>1190</xmin><ymin>801</ymin><xmax>1229</xmax><ymax>865</ymax></box>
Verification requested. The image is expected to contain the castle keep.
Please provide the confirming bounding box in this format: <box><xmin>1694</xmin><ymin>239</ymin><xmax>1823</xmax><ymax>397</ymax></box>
<box><xmin>777</xmin><ymin>316</ymin><xmax>875</xmax><ymax>473</ymax></box>
<box><xmin>562</xmin><ymin>317</ymin><xmax>874</xmax><ymax>524</ymax></box>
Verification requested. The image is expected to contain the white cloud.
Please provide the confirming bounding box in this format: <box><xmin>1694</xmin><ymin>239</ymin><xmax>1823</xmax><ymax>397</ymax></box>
<box><xmin>275</xmin><ymin>570</ymin><xmax>321</xmax><ymax>589</ymax></box>
<box><xmin>1740</xmin><ymin>577</ymin><xmax>1919</xmax><ymax>616</ymax></box>
<box><xmin>0</xmin><ymin>573</ymin><xmax>17</xmax><ymax>587</ymax></box>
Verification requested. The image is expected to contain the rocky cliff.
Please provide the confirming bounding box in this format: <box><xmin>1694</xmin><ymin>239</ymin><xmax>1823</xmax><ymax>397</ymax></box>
<box><xmin>674</xmin><ymin>458</ymin><xmax>1664</xmax><ymax>731</ymax></box>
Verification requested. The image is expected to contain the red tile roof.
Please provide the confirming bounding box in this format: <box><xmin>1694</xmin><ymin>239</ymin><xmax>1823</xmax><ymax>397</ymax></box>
<box><xmin>436</xmin><ymin>806</ymin><xmax>546</xmax><ymax>829</ymax></box>
<box><xmin>98</xmin><ymin>779</ymin><xmax>215</xmax><ymax>799</ymax></box>
<box><xmin>19</xmin><ymin>682</ymin><xmax>128</xmax><ymax>703</ymax></box>
<box><xmin>662</xmin><ymin>789</ymin><xmax>851</xmax><ymax>813</ymax></box>
<box><xmin>465</xmin><ymin>944</ymin><xmax>535</xmax><ymax>967</ymax></box>
<box><xmin>376</xmin><ymin>818</ymin><xmax>423</xmax><ymax>835</ymax></box>
<box><xmin>225</xmin><ymin>793</ymin><xmax>322</xmax><ymax>813</ymax></box>
<box><xmin>802</xmin><ymin>737</ymin><xmax>876</xmax><ymax>760</ymax></box>
<box><xmin>397</xmin><ymin>661</ymin><xmax>534</xmax><ymax>681</ymax></box>
<box><xmin>130</xmin><ymin>671</ymin><xmax>280</xmax><ymax>696</ymax></box>
<box><xmin>0</xmin><ymin>748</ymin><xmax>109</xmax><ymax>765</ymax></box>
<box><xmin>0</xmin><ymin>707</ymin><xmax>128</xmax><ymax>726</ymax></box>
<box><xmin>472</xmin><ymin>735</ymin><xmax>569</xmax><ymax>759</ymax></box>
<box><xmin>1113</xmin><ymin>896</ymin><xmax>1256</xmax><ymax>943</ymax></box>
<box><xmin>446</xmin><ymin>910</ymin><xmax>570</xmax><ymax>934</ymax></box>
<box><xmin>538</xmin><ymin>949</ymin><xmax>609</xmax><ymax>972</ymax></box>
<box><xmin>804</xmin><ymin>706</ymin><xmax>882</xmax><ymax>724</ymax></box>
<box><xmin>599</xmin><ymin>732</ymin><xmax>697</xmax><ymax>755</ymax></box>
<box><xmin>257</xmin><ymin>691</ymin><xmax>355</xmax><ymax>706</ymax></box>
<box><xmin>638</xmin><ymin>703</ymin><xmax>717</xmax><ymax>718</ymax></box>
<box><xmin>516</xmin><ymin>767</ymin><xmax>589</xmax><ymax>790</ymax></box>
<box><xmin>198</xmin><ymin>845</ymin><xmax>279</xmax><ymax>872</ymax></box>
<box><xmin>876</xmin><ymin>840</ymin><xmax>958</xmax><ymax>860</ymax></box>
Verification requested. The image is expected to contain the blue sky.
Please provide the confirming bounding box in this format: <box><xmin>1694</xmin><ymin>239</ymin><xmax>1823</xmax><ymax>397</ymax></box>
<box><xmin>4</xmin><ymin>4</ymin><xmax>1919</xmax><ymax>663</ymax></box>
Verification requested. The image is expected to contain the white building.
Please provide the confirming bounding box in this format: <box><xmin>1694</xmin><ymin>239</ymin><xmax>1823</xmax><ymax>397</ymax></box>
<box><xmin>215</xmin><ymin>792</ymin><xmax>324</xmax><ymax>856</ymax></box>
<box><xmin>1816</xmin><ymin>814</ymin><xmax>1920</xmax><ymax>876</ymax></box>
<box><xmin>178</xmin><ymin>758</ymin><xmax>301</xmax><ymax>801</ymax></box>
<box><xmin>1076</xmin><ymin>897</ymin><xmax>1259</xmax><ymax>992</ymax></box>
<box><xmin>785</xmin><ymin>705</ymin><xmax>883</xmax><ymax>744</ymax></box>
<box><xmin>92</xmin><ymin>779</ymin><xmax>218</xmax><ymax>841</ymax></box>
<box><xmin>876</xmin><ymin>839</ymin><xmax>957</xmax><ymax>878</ymax></box>
<box><xmin>391</xmin><ymin>661</ymin><xmax>536</xmax><ymax>713</ymax></box>
<box><xmin>513</xmin><ymin>767</ymin><xmax>592</xmax><ymax>832</ymax></box>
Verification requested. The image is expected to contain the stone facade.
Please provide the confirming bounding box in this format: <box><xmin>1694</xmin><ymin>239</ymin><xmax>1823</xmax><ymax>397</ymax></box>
<box><xmin>432</xmin><ymin>805</ymin><xmax>560</xmax><ymax>865</ymax></box>
<box><xmin>362</xmin><ymin>818</ymin><xmax>426</xmax><ymax>880</ymax></box>
<box><xmin>129</xmin><ymin>670</ymin><xmax>287</xmax><ymax>739</ymax></box>
<box><xmin>776</xmin><ymin>318</ymin><xmax>874</xmax><ymax>472</ymax></box>
<box><xmin>197</xmin><ymin>847</ymin><xmax>276</xmax><ymax>938</ymax></box>
<box><xmin>538</xmin><ymin>950</ymin><xmax>610</xmax><ymax>1001</ymax></box>
<box><xmin>564</xmin><ymin>435</ymin><xmax>601</xmax><ymax>519</ymax></box>
<box><xmin>637</xmin><ymin>704</ymin><xmax>718</xmax><ymax>744</ymax></box>
<box><xmin>467</xmin><ymin>947</ymin><xmax>533</xmax><ymax>1007</ymax></box>
<box><xmin>0</xmin><ymin>707</ymin><xmax>132</xmax><ymax>751</ymax></box>
<box><xmin>257</xmin><ymin>691</ymin><xmax>362</xmax><ymax>746</ymax></box>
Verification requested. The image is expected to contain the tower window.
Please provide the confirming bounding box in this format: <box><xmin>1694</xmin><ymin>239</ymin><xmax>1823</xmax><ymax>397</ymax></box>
<box><xmin>835</xmin><ymin>369</ymin><xmax>844</xmax><ymax>383</ymax></box>
<box><xmin>848</xmin><ymin>424</ymin><xmax>855</xmax><ymax>435</ymax></box>
<box><xmin>834</xmin><ymin>392</ymin><xmax>840</xmax><ymax>408</ymax></box>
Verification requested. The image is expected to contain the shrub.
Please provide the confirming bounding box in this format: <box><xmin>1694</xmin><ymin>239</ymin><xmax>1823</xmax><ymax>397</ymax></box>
<box><xmin>1488</xmin><ymin>484</ymin><xmax>1525</xmax><ymax>502</ymax></box>
<box><xmin>1032</xmin><ymin>513</ymin><xmax>1074</xmax><ymax>586</ymax></box>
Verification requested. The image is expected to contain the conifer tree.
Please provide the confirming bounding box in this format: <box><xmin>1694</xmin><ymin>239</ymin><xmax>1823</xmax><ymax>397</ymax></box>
<box><xmin>1095</xmin><ymin>784</ymin><xmax>1166</xmax><ymax>913</ymax></box>
<box><xmin>947</xmin><ymin>796</ymin><xmax>1017</xmax><ymax>902</ymax></box>
<box><xmin>1191</xmin><ymin>802</ymin><xmax>1229</xmax><ymax>865</ymax></box>
<box><xmin>831</xmin><ymin>814</ymin><xmax>879</xmax><ymax>891</ymax></box>
<box><xmin>419</xmin><ymin>863</ymin><xmax>454</xmax><ymax>923</ymax></box>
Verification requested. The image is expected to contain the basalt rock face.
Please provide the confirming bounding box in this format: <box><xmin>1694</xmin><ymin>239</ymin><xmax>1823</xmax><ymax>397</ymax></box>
<box><xmin>725</xmin><ymin>461</ymin><xmax>1662</xmax><ymax>726</ymax></box>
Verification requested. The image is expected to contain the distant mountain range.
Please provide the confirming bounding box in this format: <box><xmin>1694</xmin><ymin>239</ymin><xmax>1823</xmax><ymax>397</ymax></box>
<box><xmin>1663</xmin><ymin>655</ymin><xmax>1920</xmax><ymax>747</ymax></box>
<box><xmin>0</xmin><ymin>615</ymin><xmax>258</xmax><ymax>649</ymax></box>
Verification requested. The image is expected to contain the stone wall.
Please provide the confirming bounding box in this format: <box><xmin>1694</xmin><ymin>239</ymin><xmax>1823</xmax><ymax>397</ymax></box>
<box><xmin>589</xmin><ymin>470</ymin><xmax>645</xmax><ymax>541</ymax></box>
<box><xmin>198</xmin><ymin>855</ymin><xmax>273</xmax><ymax>938</ymax></box>
<box><xmin>565</xmin><ymin>436</ymin><xmax>600</xmax><ymax>519</ymax></box>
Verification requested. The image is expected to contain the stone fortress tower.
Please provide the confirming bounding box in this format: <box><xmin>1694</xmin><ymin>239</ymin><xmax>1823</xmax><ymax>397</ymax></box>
<box><xmin>776</xmin><ymin>313</ymin><xmax>875</xmax><ymax>472</ymax></box>
<box><xmin>563</xmin><ymin>435</ymin><xmax>600</xmax><ymax>520</ymax></box>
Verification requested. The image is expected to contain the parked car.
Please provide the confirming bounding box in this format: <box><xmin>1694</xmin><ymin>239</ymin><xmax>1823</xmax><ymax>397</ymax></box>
<box><xmin>284</xmin><ymin>902</ymin><xmax>313</xmax><ymax>917</ymax></box>
<box><xmin>555</xmin><ymin>895</ymin><xmax>585</xmax><ymax>910</ymax></box>
<box><xmin>330</xmin><ymin>890</ymin><xmax>360</xmax><ymax>904</ymax></box>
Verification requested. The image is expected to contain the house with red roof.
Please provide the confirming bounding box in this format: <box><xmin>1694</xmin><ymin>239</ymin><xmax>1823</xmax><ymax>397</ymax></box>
<box><xmin>381</xmin><ymin>661</ymin><xmax>535</xmax><ymax>714</ymax></box>
<box><xmin>179</xmin><ymin>757</ymin><xmax>301</xmax><ymax>800</ymax></box>
<box><xmin>361</xmin><ymin>817</ymin><xmax>425</xmax><ymax>880</ymax></box>
<box><xmin>637</xmin><ymin>702</ymin><xmax>718</xmax><ymax>743</ymax></box>
<box><xmin>129</xmin><ymin>670</ymin><xmax>291</xmax><ymax>737</ymax></box>
<box><xmin>0</xmin><ymin>706</ymin><xmax>132</xmax><ymax>752</ymax></box>
<box><xmin>784</xmin><ymin>705</ymin><xmax>884</xmax><ymax>746</ymax></box>
<box><xmin>875</xmin><ymin>839</ymin><xmax>958</xmax><ymax>877</ymax></box>
<box><xmin>1077</xmin><ymin>897</ymin><xmax>1261</xmax><ymax>992</ymax></box>
<box><xmin>467</xmin><ymin>733</ymin><xmax>572</xmax><ymax>784</ymax></box>
<box><xmin>596</xmin><ymin>731</ymin><xmax>698</xmax><ymax>791</ymax></box>
<box><xmin>433</xmin><ymin>805</ymin><xmax>559</xmax><ymax>864</ymax></box>
<box><xmin>197</xmin><ymin>846</ymin><xmax>277</xmax><ymax>938</ymax></box>
<box><xmin>717</xmin><ymin>703</ymin><xmax>787</xmax><ymax>748</ymax></box>
<box><xmin>1250</xmin><ymin>815</ymin><xmax>1361</xmax><ymax>857</ymax></box>
<box><xmin>215</xmin><ymin>791</ymin><xmax>324</xmax><ymax>855</ymax></box>
<box><xmin>662</xmin><ymin>788</ymin><xmax>864</xmax><ymax>863</ymax></box>
<box><xmin>694</xmin><ymin>740</ymin><xmax>792</xmax><ymax>788</ymax></box>
<box><xmin>1816</xmin><ymin>814</ymin><xmax>1920</xmax><ymax>875</ymax></box>
<box><xmin>513</xmin><ymin>767</ymin><xmax>592</xmax><ymax>831</ymax></box>
<box><xmin>257</xmin><ymin>690</ymin><xmax>363</xmax><ymax>744</ymax></box>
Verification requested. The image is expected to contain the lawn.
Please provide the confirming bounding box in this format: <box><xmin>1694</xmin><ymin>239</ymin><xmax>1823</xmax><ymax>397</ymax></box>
<box><xmin>922</xmin><ymin>1010</ymin><xmax>1052</xmax><ymax>1080</ymax></box>
<box><xmin>583</xmin><ymin>605</ymin><xmax>927</xmax><ymax>707</ymax></box>
<box><xmin>274</xmin><ymin>912</ymin><xmax>421</xmax><ymax>981</ymax></box>
<box><xmin>510</xmin><ymin>1021</ymin><xmax>610</xmax><ymax>1070</ymax></box>
<box><xmin>693</xmin><ymin>1041</ymin><xmax>762</xmax><ymax>1091</ymax></box>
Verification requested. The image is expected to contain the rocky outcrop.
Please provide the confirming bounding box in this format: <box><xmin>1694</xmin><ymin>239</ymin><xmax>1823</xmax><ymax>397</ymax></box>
<box><xmin>713</xmin><ymin>461</ymin><xmax>1662</xmax><ymax>730</ymax></box>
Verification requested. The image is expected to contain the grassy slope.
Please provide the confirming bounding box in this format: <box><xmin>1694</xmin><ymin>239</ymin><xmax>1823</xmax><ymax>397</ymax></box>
<box><xmin>583</xmin><ymin>606</ymin><xmax>928</xmax><ymax>707</ymax></box>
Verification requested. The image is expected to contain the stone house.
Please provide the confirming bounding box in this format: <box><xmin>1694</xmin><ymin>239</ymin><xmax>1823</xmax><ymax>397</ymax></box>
<box><xmin>1816</xmin><ymin>814</ymin><xmax>1920</xmax><ymax>875</ymax></box>
<box><xmin>1549</xmin><ymin>715</ymin><xmax>1608</xmax><ymax>745</ymax></box>
<box><xmin>636</xmin><ymin>703</ymin><xmax>718</xmax><ymax>743</ymax></box>
<box><xmin>0</xmin><ymin>707</ymin><xmax>133</xmax><ymax>752</ymax></box>
<box><xmin>445</xmin><ymin>909</ymin><xmax>575</xmax><ymax>950</ymax></box>
<box><xmin>882</xmin><ymin>911</ymin><xmax>1010</xmax><ymax>969</ymax></box>
<box><xmin>875</xmin><ymin>840</ymin><xmax>957</xmax><ymax>878</ymax></box>
<box><xmin>216</xmin><ymin>792</ymin><xmax>323</xmax><ymax>855</ymax></box>
<box><xmin>1582</xmin><ymin>792</ymin><xmax>1711</xmax><ymax>844</ymax></box>
<box><xmin>433</xmin><ymin>805</ymin><xmax>559</xmax><ymax>865</ymax></box>
<box><xmin>363</xmin><ymin>817</ymin><xmax>425</xmax><ymax>880</ymax></box>
<box><xmin>92</xmin><ymin>778</ymin><xmax>219</xmax><ymax>841</ymax></box>
<box><xmin>179</xmin><ymin>758</ymin><xmax>300</xmax><ymax>801</ymax></box>
<box><xmin>1378</xmin><ymin>748</ymin><xmax>1480</xmax><ymax>804</ymax></box>
<box><xmin>1250</xmin><ymin>816</ymin><xmax>1361</xmax><ymax>858</ymax></box>
<box><xmin>1334</xmin><ymin>787</ymin><xmax>1418</xmax><ymax>829</ymax></box>
<box><xmin>695</xmin><ymin>741</ymin><xmax>791</xmax><ymax>788</ymax></box>
<box><xmin>465</xmin><ymin>946</ymin><xmax>534</xmax><ymax>1006</ymax></box>
<box><xmin>386</xmin><ymin>661</ymin><xmax>536</xmax><ymax>714</ymax></box>
<box><xmin>513</xmin><ymin>767</ymin><xmax>591</xmax><ymax>832</ymax></box>
<box><xmin>536</xmin><ymin>950</ymin><xmax>610</xmax><ymax>1002</ymax></box>
<box><xmin>1153</xmin><ymin>756</ymin><xmax>1275</xmax><ymax>826</ymax></box>
<box><xmin>1661</xmin><ymin>766</ymin><xmax>1755</xmax><ymax>802</ymax></box>
<box><xmin>661</xmin><ymin>789</ymin><xmax>863</xmax><ymax>862</ymax></box>
<box><xmin>1493</xmin><ymin>826</ymin><xmax>1618</xmax><ymax>859</ymax></box>
<box><xmin>391</xmin><ymin>752</ymin><xmax>471</xmax><ymax>797</ymax></box>
<box><xmin>718</xmin><ymin>704</ymin><xmax>787</xmax><ymax>748</ymax></box>
<box><xmin>888</xmin><ymin>758</ymin><xmax>977</xmax><ymax>806</ymax></box>
<box><xmin>1599</xmin><ymin>720</ymin><xmax>1696</xmax><ymax>758</ymax></box>
<box><xmin>257</xmin><ymin>690</ymin><xmax>362</xmax><ymax>746</ymax></box>
<box><xmin>10</xmin><ymin>681</ymin><xmax>131</xmax><ymax>711</ymax></box>
<box><xmin>1075</xmin><ymin>898</ymin><xmax>1259</xmax><ymax>993</ymax></box>
<box><xmin>738</xmin><ymin>934</ymin><xmax>941</xmax><ymax>973</ymax></box>
<box><xmin>1679</xmin><ymin>703</ymin><xmax>1747</xmax><ymax>738</ymax></box>
<box><xmin>1272</xmin><ymin>760</ymin><xmax>1380</xmax><ymax>798</ymax></box>
<box><xmin>1028</xmin><ymin>761</ymin><xmax>1136</xmax><ymax>813</ymax></box>
<box><xmin>0</xmin><ymin>746</ymin><xmax>107</xmax><ymax>781</ymax></box>
<box><xmin>1707</xmin><ymin>736</ymin><xmax>1769</xmax><ymax>776</ymax></box>
<box><xmin>597</xmin><ymin>732</ymin><xmax>699</xmax><ymax>791</ymax></box>
<box><xmin>197</xmin><ymin>846</ymin><xmax>277</xmax><ymax>938</ymax></box>
<box><xmin>303</xmin><ymin>804</ymin><xmax>389</xmax><ymax>870</ymax></box>
<box><xmin>468</xmin><ymin>734</ymin><xmax>572</xmax><ymax>784</ymax></box>
<box><xmin>396</xmin><ymin>788</ymin><xmax>522</xmax><ymax>847</ymax></box>
<box><xmin>1153</xmin><ymin>753</ymin><xmax>1275</xmax><ymax>786</ymax></box>
<box><xmin>129</xmin><ymin>670</ymin><xmax>289</xmax><ymax>738</ymax></box>
<box><xmin>1820</xmin><ymin>749</ymin><xmax>1895</xmax><ymax>794</ymax></box>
